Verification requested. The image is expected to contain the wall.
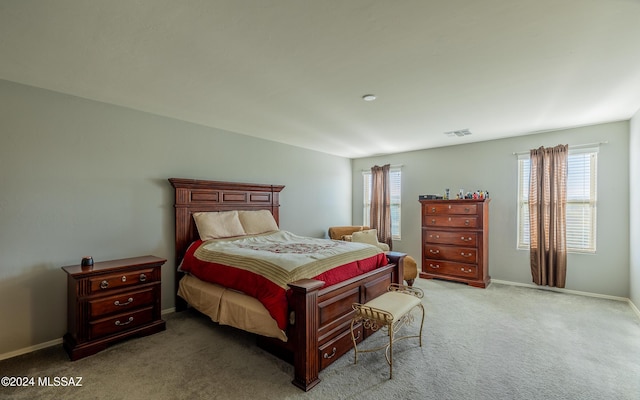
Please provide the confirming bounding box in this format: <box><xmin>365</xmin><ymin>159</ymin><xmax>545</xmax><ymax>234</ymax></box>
<box><xmin>352</xmin><ymin>122</ymin><xmax>630</xmax><ymax>297</ymax></box>
<box><xmin>630</xmin><ymin>109</ymin><xmax>640</xmax><ymax>311</ymax></box>
<box><xmin>0</xmin><ymin>80</ymin><xmax>353</xmax><ymax>356</ymax></box>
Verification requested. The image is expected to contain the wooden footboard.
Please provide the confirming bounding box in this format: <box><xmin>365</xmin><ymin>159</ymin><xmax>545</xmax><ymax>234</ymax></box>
<box><xmin>260</xmin><ymin>252</ymin><xmax>405</xmax><ymax>391</ymax></box>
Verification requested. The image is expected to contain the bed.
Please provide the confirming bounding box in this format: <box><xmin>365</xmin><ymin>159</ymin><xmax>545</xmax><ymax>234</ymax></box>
<box><xmin>169</xmin><ymin>178</ymin><xmax>406</xmax><ymax>391</ymax></box>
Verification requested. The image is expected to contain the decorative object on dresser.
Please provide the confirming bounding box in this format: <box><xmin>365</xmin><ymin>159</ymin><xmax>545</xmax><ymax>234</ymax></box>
<box><xmin>419</xmin><ymin>199</ymin><xmax>490</xmax><ymax>288</ymax></box>
<box><xmin>62</xmin><ymin>256</ymin><xmax>166</xmax><ymax>361</ymax></box>
<box><xmin>169</xmin><ymin>178</ymin><xmax>406</xmax><ymax>391</ymax></box>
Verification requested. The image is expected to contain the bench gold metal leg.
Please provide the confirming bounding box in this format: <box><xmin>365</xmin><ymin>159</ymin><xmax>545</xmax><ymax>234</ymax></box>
<box><xmin>351</xmin><ymin>284</ymin><xmax>425</xmax><ymax>379</ymax></box>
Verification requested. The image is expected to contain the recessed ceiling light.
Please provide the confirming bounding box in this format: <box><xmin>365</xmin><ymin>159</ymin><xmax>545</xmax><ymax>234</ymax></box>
<box><xmin>362</xmin><ymin>94</ymin><xmax>377</xmax><ymax>101</ymax></box>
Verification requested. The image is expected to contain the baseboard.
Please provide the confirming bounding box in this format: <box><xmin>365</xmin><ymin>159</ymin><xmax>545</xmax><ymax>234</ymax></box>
<box><xmin>1</xmin><ymin>307</ymin><xmax>177</xmax><ymax>362</ymax></box>
<box><xmin>629</xmin><ymin>299</ymin><xmax>640</xmax><ymax>320</ymax></box>
<box><xmin>0</xmin><ymin>338</ymin><xmax>62</xmax><ymax>361</ymax></box>
<box><xmin>491</xmin><ymin>279</ymin><xmax>628</xmax><ymax>301</ymax></box>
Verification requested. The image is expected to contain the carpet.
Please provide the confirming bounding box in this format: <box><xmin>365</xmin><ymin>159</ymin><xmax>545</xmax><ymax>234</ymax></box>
<box><xmin>2</xmin><ymin>279</ymin><xmax>639</xmax><ymax>400</ymax></box>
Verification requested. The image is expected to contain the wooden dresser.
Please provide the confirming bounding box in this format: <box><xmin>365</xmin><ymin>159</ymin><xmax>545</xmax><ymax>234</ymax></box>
<box><xmin>62</xmin><ymin>255</ymin><xmax>166</xmax><ymax>360</ymax></box>
<box><xmin>419</xmin><ymin>199</ymin><xmax>490</xmax><ymax>288</ymax></box>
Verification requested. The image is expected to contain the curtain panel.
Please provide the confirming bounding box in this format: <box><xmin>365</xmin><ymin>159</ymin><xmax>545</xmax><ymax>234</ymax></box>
<box><xmin>529</xmin><ymin>144</ymin><xmax>568</xmax><ymax>287</ymax></box>
<box><xmin>370</xmin><ymin>164</ymin><xmax>393</xmax><ymax>250</ymax></box>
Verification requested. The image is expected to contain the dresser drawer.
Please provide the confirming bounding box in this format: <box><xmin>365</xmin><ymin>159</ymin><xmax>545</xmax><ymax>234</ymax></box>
<box><xmin>89</xmin><ymin>268</ymin><xmax>156</xmax><ymax>293</ymax></box>
<box><xmin>89</xmin><ymin>306</ymin><xmax>154</xmax><ymax>339</ymax></box>
<box><xmin>423</xmin><ymin>203</ymin><xmax>478</xmax><ymax>215</ymax></box>
<box><xmin>319</xmin><ymin>324</ymin><xmax>362</xmax><ymax>370</ymax></box>
<box><xmin>424</xmin><ymin>245</ymin><xmax>477</xmax><ymax>264</ymax></box>
<box><xmin>424</xmin><ymin>230</ymin><xmax>477</xmax><ymax>246</ymax></box>
<box><xmin>423</xmin><ymin>215</ymin><xmax>478</xmax><ymax>228</ymax></box>
<box><xmin>423</xmin><ymin>259</ymin><xmax>478</xmax><ymax>279</ymax></box>
<box><xmin>88</xmin><ymin>287</ymin><xmax>155</xmax><ymax>318</ymax></box>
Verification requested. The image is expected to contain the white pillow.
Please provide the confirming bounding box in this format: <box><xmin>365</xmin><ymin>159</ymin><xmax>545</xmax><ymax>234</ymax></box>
<box><xmin>351</xmin><ymin>229</ymin><xmax>380</xmax><ymax>246</ymax></box>
<box><xmin>237</xmin><ymin>210</ymin><xmax>279</xmax><ymax>235</ymax></box>
<box><xmin>193</xmin><ymin>211</ymin><xmax>246</xmax><ymax>240</ymax></box>
<box><xmin>351</xmin><ymin>229</ymin><xmax>390</xmax><ymax>251</ymax></box>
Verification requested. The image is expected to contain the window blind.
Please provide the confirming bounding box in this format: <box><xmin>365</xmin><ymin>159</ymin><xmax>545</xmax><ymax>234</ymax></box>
<box><xmin>363</xmin><ymin>167</ymin><xmax>402</xmax><ymax>240</ymax></box>
<box><xmin>517</xmin><ymin>147</ymin><xmax>598</xmax><ymax>253</ymax></box>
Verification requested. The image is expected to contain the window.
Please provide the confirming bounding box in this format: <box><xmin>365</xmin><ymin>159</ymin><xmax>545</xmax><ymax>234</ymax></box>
<box><xmin>363</xmin><ymin>167</ymin><xmax>402</xmax><ymax>240</ymax></box>
<box><xmin>517</xmin><ymin>147</ymin><xmax>598</xmax><ymax>253</ymax></box>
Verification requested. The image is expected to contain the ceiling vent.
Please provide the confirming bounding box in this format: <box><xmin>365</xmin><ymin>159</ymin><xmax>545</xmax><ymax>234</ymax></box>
<box><xmin>444</xmin><ymin>129</ymin><xmax>472</xmax><ymax>137</ymax></box>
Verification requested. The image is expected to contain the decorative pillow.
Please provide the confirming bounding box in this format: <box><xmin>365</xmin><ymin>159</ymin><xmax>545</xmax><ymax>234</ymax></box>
<box><xmin>193</xmin><ymin>211</ymin><xmax>246</xmax><ymax>240</ymax></box>
<box><xmin>238</xmin><ymin>210</ymin><xmax>279</xmax><ymax>235</ymax></box>
<box><xmin>351</xmin><ymin>229</ymin><xmax>380</xmax><ymax>246</ymax></box>
<box><xmin>351</xmin><ymin>229</ymin><xmax>390</xmax><ymax>251</ymax></box>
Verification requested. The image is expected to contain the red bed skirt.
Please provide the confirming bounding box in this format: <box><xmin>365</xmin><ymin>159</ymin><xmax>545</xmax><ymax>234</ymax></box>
<box><xmin>180</xmin><ymin>240</ymin><xmax>388</xmax><ymax>329</ymax></box>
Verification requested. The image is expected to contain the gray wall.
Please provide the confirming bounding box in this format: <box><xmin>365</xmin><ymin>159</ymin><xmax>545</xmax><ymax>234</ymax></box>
<box><xmin>352</xmin><ymin>122</ymin><xmax>630</xmax><ymax>298</ymax></box>
<box><xmin>630</xmin><ymin>109</ymin><xmax>640</xmax><ymax>310</ymax></box>
<box><xmin>0</xmin><ymin>80</ymin><xmax>353</xmax><ymax>356</ymax></box>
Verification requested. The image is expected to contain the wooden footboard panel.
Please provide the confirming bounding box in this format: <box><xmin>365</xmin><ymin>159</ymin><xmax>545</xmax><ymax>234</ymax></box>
<box><xmin>261</xmin><ymin>252</ymin><xmax>405</xmax><ymax>391</ymax></box>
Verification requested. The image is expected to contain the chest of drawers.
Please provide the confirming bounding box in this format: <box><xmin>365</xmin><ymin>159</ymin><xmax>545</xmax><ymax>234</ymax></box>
<box><xmin>419</xmin><ymin>199</ymin><xmax>490</xmax><ymax>288</ymax></box>
<box><xmin>62</xmin><ymin>255</ymin><xmax>166</xmax><ymax>360</ymax></box>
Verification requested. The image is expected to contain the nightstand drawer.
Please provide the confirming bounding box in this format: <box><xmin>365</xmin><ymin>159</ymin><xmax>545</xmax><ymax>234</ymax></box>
<box><xmin>88</xmin><ymin>268</ymin><xmax>156</xmax><ymax>293</ymax></box>
<box><xmin>89</xmin><ymin>306</ymin><xmax>154</xmax><ymax>339</ymax></box>
<box><xmin>89</xmin><ymin>287</ymin><xmax>155</xmax><ymax>318</ymax></box>
<box><xmin>63</xmin><ymin>255</ymin><xmax>166</xmax><ymax>360</ymax></box>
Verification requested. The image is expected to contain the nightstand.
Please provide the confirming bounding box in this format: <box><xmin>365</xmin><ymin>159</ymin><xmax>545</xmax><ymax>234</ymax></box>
<box><xmin>62</xmin><ymin>255</ymin><xmax>166</xmax><ymax>360</ymax></box>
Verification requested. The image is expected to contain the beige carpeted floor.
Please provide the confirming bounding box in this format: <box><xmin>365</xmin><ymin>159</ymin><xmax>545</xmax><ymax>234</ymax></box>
<box><xmin>2</xmin><ymin>278</ymin><xmax>639</xmax><ymax>400</ymax></box>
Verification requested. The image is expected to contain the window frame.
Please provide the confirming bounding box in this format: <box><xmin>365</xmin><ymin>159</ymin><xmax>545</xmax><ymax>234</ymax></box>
<box><xmin>516</xmin><ymin>147</ymin><xmax>598</xmax><ymax>253</ymax></box>
<box><xmin>363</xmin><ymin>167</ymin><xmax>402</xmax><ymax>240</ymax></box>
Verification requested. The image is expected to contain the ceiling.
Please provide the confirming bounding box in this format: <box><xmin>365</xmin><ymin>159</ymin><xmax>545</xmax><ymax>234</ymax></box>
<box><xmin>2</xmin><ymin>1</ymin><xmax>640</xmax><ymax>158</ymax></box>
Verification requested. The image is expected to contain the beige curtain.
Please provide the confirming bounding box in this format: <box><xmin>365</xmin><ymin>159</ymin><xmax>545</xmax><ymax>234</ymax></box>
<box><xmin>370</xmin><ymin>164</ymin><xmax>392</xmax><ymax>250</ymax></box>
<box><xmin>529</xmin><ymin>144</ymin><xmax>568</xmax><ymax>287</ymax></box>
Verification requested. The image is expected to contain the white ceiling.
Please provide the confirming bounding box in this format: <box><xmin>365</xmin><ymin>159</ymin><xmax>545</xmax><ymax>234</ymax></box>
<box><xmin>2</xmin><ymin>1</ymin><xmax>640</xmax><ymax>158</ymax></box>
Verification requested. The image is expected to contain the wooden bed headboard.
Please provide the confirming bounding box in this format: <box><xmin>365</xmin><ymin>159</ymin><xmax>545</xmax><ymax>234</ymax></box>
<box><xmin>168</xmin><ymin>178</ymin><xmax>285</xmax><ymax>266</ymax></box>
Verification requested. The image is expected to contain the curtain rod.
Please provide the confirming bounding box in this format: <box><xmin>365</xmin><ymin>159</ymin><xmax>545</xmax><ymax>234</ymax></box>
<box><xmin>360</xmin><ymin>164</ymin><xmax>403</xmax><ymax>173</ymax></box>
<box><xmin>512</xmin><ymin>141</ymin><xmax>608</xmax><ymax>156</ymax></box>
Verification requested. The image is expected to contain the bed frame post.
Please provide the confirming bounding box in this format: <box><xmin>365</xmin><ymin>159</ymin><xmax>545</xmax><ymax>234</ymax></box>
<box><xmin>288</xmin><ymin>278</ymin><xmax>325</xmax><ymax>391</ymax></box>
<box><xmin>386</xmin><ymin>251</ymin><xmax>405</xmax><ymax>285</ymax></box>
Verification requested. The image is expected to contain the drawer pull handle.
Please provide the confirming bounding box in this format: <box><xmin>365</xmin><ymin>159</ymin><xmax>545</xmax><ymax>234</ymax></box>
<box><xmin>115</xmin><ymin>317</ymin><xmax>134</xmax><ymax>326</ymax></box>
<box><xmin>461</xmin><ymin>236</ymin><xmax>472</xmax><ymax>241</ymax></box>
<box><xmin>434</xmin><ymin>235</ymin><xmax>440</xmax><ymax>239</ymax></box>
<box><xmin>431</xmin><ymin>207</ymin><xmax>436</xmax><ymax>213</ymax></box>
<box><xmin>460</xmin><ymin>268</ymin><xmax>473</xmax><ymax>273</ymax></box>
<box><xmin>323</xmin><ymin>347</ymin><xmax>337</xmax><ymax>359</ymax></box>
<box><xmin>429</xmin><ymin>249</ymin><xmax>440</xmax><ymax>254</ymax></box>
<box><xmin>464</xmin><ymin>219</ymin><xmax>470</xmax><ymax>226</ymax></box>
<box><xmin>431</xmin><ymin>219</ymin><xmax>436</xmax><ymax>224</ymax></box>
<box><xmin>429</xmin><ymin>263</ymin><xmax>440</xmax><ymax>269</ymax></box>
<box><xmin>139</xmin><ymin>273</ymin><xmax>147</xmax><ymax>282</ymax></box>
<box><xmin>464</xmin><ymin>207</ymin><xmax>470</xmax><ymax>212</ymax></box>
<box><xmin>114</xmin><ymin>297</ymin><xmax>134</xmax><ymax>306</ymax></box>
<box><xmin>100</xmin><ymin>280</ymin><xmax>109</xmax><ymax>289</ymax></box>
<box><xmin>461</xmin><ymin>252</ymin><xmax>472</xmax><ymax>257</ymax></box>
<box><xmin>121</xmin><ymin>276</ymin><xmax>127</xmax><ymax>282</ymax></box>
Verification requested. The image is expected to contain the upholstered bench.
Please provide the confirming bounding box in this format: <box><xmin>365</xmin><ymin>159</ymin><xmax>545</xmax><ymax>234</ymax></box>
<box><xmin>350</xmin><ymin>284</ymin><xmax>425</xmax><ymax>378</ymax></box>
